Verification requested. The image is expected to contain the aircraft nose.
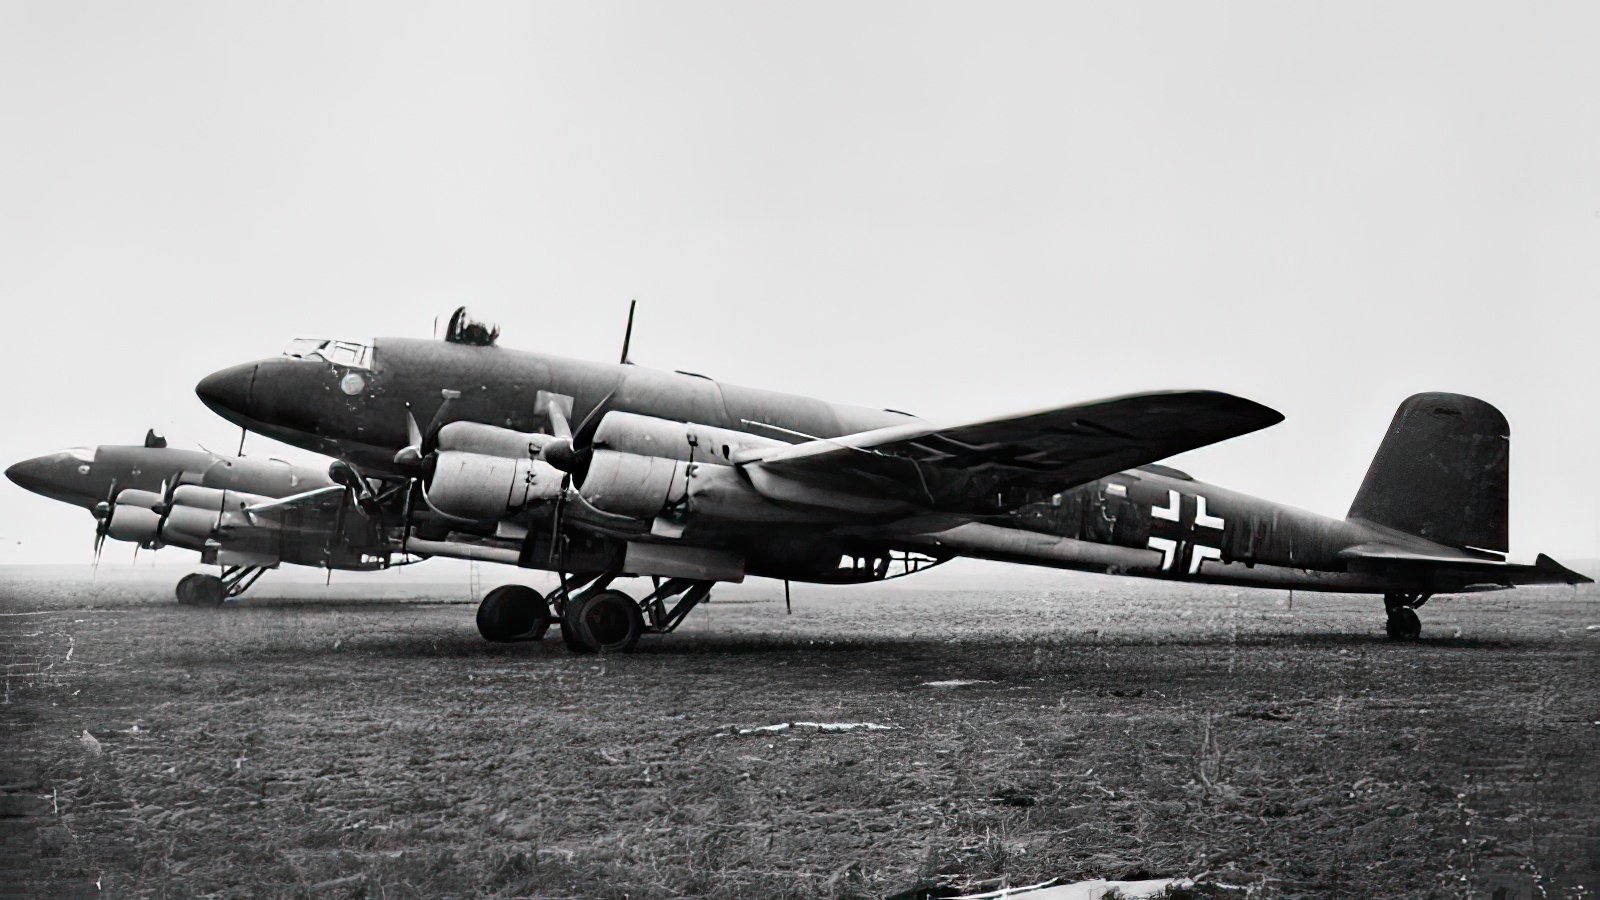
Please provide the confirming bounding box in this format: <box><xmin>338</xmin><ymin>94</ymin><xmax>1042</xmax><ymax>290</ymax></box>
<box><xmin>5</xmin><ymin>452</ymin><xmax>84</xmax><ymax>501</ymax></box>
<box><xmin>5</xmin><ymin>455</ymin><xmax>51</xmax><ymax>493</ymax></box>
<box><xmin>196</xmin><ymin>363</ymin><xmax>257</xmax><ymax>421</ymax></box>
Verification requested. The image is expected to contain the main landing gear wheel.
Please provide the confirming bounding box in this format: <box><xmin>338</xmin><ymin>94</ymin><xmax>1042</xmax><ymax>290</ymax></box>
<box><xmin>475</xmin><ymin>585</ymin><xmax>551</xmax><ymax>643</ymax></box>
<box><xmin>1386</xmin><ymin>606</ymin><xmax>1422</xmax><ymax>641</ymax></box>
<box><xmin>178</xmin><ymin>574</ymin><xmax>225</xmax><ymax>607</ymax></box>
<box><xmin>175</xmin><ymin>573</ymin><xmax>204</xmax><ymax>605</ymax></box>
<box><xmin>571</xmin><ymin>589</ymin><xmax>644</xmax><ymax>653</ymax></box>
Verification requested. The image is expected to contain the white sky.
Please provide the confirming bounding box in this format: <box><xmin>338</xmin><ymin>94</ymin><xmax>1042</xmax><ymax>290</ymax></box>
<box><xmin>2</xmin><ymin>2</ymin><xmax>1597</xmax><ymax>567</ymax></box>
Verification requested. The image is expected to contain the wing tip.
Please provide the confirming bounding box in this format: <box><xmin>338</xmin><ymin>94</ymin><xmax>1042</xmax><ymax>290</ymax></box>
<box><xmin>1184</xmin><ymin>390</ymin><xmax>1284</xmax><ymax>433</ymax></box>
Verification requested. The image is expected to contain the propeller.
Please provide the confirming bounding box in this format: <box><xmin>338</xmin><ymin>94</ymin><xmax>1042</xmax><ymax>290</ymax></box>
<box><xmin>91</xmin><ymin>479</ymin><xmax>119</xmax><ymax>567</ymax></box>
<box><xmin>328</xmin><ymin>459</ymin><xmax>379</xmax><ymax>515</ymax></box>
<box><xmin>539</xmin><ymin>388</ymin><xmax>616</xmax><ymax>480</ymax></box>
<box><xmin>393</xmin><ymin>389</ymin><xmax>462</xmax><ymax>470</ymax></box>
<box><xmin>321</xmin><ymin>460</ymin><xmax>369</xmax><ymax>570</ymax></box>
<box><xmin>538</xmin><ymin>389</ymin><xmax>619</xmax><ymax>568</ymax></box>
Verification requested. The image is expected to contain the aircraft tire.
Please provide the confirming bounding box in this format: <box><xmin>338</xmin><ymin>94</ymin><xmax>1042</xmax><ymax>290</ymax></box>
<box><xmin>475</xmin><ymin>585</ymin><xmax>551</xmax><ymax>642</ymax></box>
<box><xmin>571</xmin><ymin>589</ymin><xmax>644</xmax><ymax>653</ymax></box>
<box><xmin>1385</xmin><ymin>606</ymin><xmax>1422</xmax><ymax>641</ymax></box>
<box><xmin>175</xmin><ymin>573</ymin><xmax>204</xmax><ymax>605</ymax></box>
<box><xmin>189</xmin><ymin>575</ymin><xmax>226</xmax><ymax>608</ymax></box>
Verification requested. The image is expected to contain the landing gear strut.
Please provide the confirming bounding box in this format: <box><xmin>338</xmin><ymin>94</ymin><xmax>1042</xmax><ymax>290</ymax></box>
<box><xmin>480</xmin><ymin>575</ymin><xmax>716</xmax><ymax>653</ymax></box>
<box><xmin>1383</xmin><ymin>592</ymin><xmax>1429</xmax><ymax>641</ymax></box>
<box><xmin>176</xmin><ymin>566</ymin><xmax>267</xmax><ymax>607</ymax></box>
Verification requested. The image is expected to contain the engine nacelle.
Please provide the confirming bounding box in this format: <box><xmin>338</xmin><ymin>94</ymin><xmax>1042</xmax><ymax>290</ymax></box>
<box><xmin>578</xmin><ymin>450</ymin><xmax>847</xmax><ymax>526</ymax></box>
<box><xmin>161</xmin><ymin>506</ymin><xmax>219</xmax><ymax>550</ymax></box>
<box><xmin>592</xmin><ymin>412</ymin><xmax>786</xmax><ymax>464</ymax></box>
<box><xmin>427</xmin><ymin>451</ymin><xmax>564</xmax><ymax>521</ymax></box>
<box><xmin>579</xmin><ymin>450</ymin><xmax>688</xmax><ymax>520</ymax></box>
<box><xmin>161</xmin><ymin>486</ymin><xmax>274</xmax><ymax>551</ymax></box>
<box><xmin>437</xmin><ymin>422</ymin><xmax>554</xmax><ymax>459</ymax></box>
<box><xmin>105</xmin><ymin>489</ymin><xmax>163</xmax><ymax>545</ymax></box>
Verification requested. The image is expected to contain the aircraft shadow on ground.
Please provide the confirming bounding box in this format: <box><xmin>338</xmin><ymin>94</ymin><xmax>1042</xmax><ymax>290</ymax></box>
<box><xmin>159</xmin><ymin>609</ymin><xmax>1535</xmax><ymax>665</ymax></box>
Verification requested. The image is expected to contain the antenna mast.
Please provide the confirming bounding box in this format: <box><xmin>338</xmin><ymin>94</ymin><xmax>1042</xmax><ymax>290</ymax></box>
<box><xmin>620</xmin><ymin>299</ymin><xmax>637</xmax><ymax>365</ymax></box>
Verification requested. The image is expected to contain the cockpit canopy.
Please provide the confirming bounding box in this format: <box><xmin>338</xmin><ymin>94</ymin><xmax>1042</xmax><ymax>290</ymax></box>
<box><xmin>282</xmin><ymin>338</ymin><xmax>374</xmax><ymax>370</ymax></box>
<box><xmin>444</xmin><ymin>306</ymin><xmax>499</xmax><ymax>347</ymax></box>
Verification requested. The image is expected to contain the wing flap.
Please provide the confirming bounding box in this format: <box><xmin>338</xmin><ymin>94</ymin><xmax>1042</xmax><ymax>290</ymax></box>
<box><xmin>744</xmin><ymin>391</ymin><xmax>1282</xmax><ymax>515</ymax></box>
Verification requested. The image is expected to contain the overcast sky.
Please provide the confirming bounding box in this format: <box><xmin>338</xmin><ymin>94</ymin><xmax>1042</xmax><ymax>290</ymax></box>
<box><xmin>2</xmin><ymin>2</ymin><xmax>1596</xmax><ymax>569</ymax></box>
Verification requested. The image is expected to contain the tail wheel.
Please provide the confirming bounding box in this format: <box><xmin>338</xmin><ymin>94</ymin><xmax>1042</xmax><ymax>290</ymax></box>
<box><xmin>572</xmin><ymin>589</ymin><xmax>644</xmax><ymax>653</ymax></box>
<box><xmin>475</xmin><ymin>585</ymin><xmax>551</xmax><ymax>643</ymax></box>
<box><xmin>1385</xmin><ymin>606</ymin><xmax>1422</xmax><ymax>641</ymax></box>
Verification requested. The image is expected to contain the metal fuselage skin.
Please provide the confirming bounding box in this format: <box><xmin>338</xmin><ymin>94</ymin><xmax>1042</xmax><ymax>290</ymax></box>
<box><xmin>943</xmin><ymin>469</ymin><xmax>1510</xmax><ymax>595</ymax></box>
<box><xmin>197</xmin><ymin>338</ymin><xmax>913</xmax><ymax>475</ymax></box>
<box><xmin>196</xmin><ymin>340</ymin><xmax>1552</xmax><ymax>595</ymax></box>
<box><xmin>5</xmin><ymin>446</ymin><xmax>328</xmax><ymax>511</ymax></box>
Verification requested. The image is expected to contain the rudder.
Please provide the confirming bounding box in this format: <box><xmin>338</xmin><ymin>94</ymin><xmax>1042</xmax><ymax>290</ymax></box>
<box><xmin>1346</xmin><ymin>393</ymin><xmax>1509</xmax><ymax>552</ymax></box>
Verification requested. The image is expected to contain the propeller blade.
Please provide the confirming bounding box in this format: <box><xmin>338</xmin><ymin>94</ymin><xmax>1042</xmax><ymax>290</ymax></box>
<box><xmin>92</xmin><ymin>479</ymin><xmax>118</xmax><ymax>567</ymax></box>
<box><xmin>405</xmin><ymin>404</ymin><xmax>423</xmax><ymax>448</ymax></box>
<box><xmin>546</xmin><ymin>474</ymin><xmax>571</xmax><ymax>566</ymax></box>
<box><xmin>420</xmin><ymin>389</ymin><xmax>462</xmax><ymax>456</ymax></box>
<box><xmin>324</xmin><ymin>482</ymin><xmax>350</xmax><ymax>568</ymax></box>
<box><xmin>572</xmin><ymin>387</ymin><xmax>618</xmax><ymax>450</ymax></box>
<box><xmin>547</xmin><ymin>398</ymin><xmax>572</xmax><ymax>441</ymax></box>
<box><xmin>401</xmin><ymin>477</ymin><xmax>416</xmax><ymax>556</ymax></box>
<box><xmin>539</xmin><ymin>388</ymin><xmax>617</xmax><ymax>478</ymax></box>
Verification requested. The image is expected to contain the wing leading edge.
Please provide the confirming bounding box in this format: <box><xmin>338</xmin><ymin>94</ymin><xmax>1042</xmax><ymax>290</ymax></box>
<box><xmin>742</xmin><ymin>390</ymin><xmax>1283</xmax><ymax>516</ymax></box>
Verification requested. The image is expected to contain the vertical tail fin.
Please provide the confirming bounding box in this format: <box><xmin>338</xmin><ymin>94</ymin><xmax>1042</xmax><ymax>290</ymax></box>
<box><xmin>1346</xmin><ymin>393</ymin><xmax>1509</xmax><ymax>552</ymax></box>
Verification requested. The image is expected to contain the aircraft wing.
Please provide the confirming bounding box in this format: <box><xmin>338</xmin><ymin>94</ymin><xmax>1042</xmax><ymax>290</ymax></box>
<box><xmin>741</xmin><ymin>391</ymin><xmax>1283</xmax><ymax>515</ymax></box>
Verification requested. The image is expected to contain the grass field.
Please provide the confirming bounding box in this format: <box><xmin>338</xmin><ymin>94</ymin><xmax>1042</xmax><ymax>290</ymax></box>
<box><xmin>2</xmin><ymin>564</ymin><xmax>1596</xmax><ymax>898</ymax></box>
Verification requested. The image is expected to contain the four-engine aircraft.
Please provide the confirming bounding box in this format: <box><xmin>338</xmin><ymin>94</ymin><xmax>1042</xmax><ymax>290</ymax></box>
<box><xmin>4</xmin><ymin>431</ymin><xmax>413</xmax><ymax>603</ymax></box>
<box><xmin>175</xmin><ymin>310</ymin><xmax>1586</xmax><ymax>649</ymax></box>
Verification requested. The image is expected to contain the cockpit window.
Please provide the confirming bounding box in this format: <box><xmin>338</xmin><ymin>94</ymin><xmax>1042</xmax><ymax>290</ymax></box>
<box><xmin>283</xmin><ymin>339</ymin><xmax>374</xmax><ymax>370</ymax></box>
<box><xmin>65</xmin><ymin>447</ymin><xmax>95</xmax><ymax>463</ymax></box>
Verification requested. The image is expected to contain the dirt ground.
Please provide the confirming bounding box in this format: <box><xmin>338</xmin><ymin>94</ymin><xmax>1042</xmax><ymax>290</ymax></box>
<box><xmin>2</xmin><ymin>564</ymin><xmax>1596</xmax><ymax>899</ymax></box>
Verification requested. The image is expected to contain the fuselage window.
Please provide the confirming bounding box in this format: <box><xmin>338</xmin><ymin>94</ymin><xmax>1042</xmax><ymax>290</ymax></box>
<box><xmin>283</xmin><ymin>339</ymin><xmax>374</xmax><ymax>371</ymax></box>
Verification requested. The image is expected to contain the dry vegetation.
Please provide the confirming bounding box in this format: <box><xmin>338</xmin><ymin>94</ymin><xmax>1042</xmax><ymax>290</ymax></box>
<box><xmin>2</xmin><ymin>566</ymin><xmax>1597</xmax><ymax>898</ymax></box>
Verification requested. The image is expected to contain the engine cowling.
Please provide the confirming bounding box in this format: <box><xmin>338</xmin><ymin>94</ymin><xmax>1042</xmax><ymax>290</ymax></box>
<box><xmin>107</xmin><ymin>489</ymin><xmax>164</xmax><ymax>545</ymax></box>
<box><xmin>160</xmin><ymin>486</ymin><xmax>273</xmax><ymax>551</ymax></box>
<box><xmin>592</xmin><ymin>412</ymin><xmax>785</xmax><ymax>464</ymax></box>
<box><xmin>578</xmin><ymin>450</ymin><xmax>688</xmax><ymax>519</ymax></box>
<box><xmin>437</xmin><ymin>422</ymin><xmax>554</xmax><ymax>459</ymax></box>
<box><xmin>426</xmin><ymin>451</ymin><xmax>564</xmax><ymax>521</ymax></box>
<box><xmin>578</xmin><ymin>449</ymin><xmax>869</xmax><ymax>527</ymax></box>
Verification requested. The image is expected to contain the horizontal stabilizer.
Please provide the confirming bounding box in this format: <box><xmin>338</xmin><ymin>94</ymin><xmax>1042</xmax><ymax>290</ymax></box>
<box><xmin>744</xmin><ymin>391</ymin><xmax>1282</xmax><ymax>515</ymax></box>
<box><xmin>1336</xmin><ymin>543</ymin><xmax>1503</xmax><ymax>565</ymax></box>
<box><xmin>1535</xmin><ymin>553</ymin><xmax>1594</xmax><ymax>584</ymax></box>
<box><xmin>1338</xmin><ymin>543</ymin><xmax>1592</xmax><ymax>586</ymax></box>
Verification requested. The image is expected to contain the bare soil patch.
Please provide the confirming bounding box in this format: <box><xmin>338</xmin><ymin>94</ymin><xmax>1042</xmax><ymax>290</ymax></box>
<box><xmin>2</xmin><ymin>569</ymin><xmax>1596</xmax><ymax>898</ymax></box>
